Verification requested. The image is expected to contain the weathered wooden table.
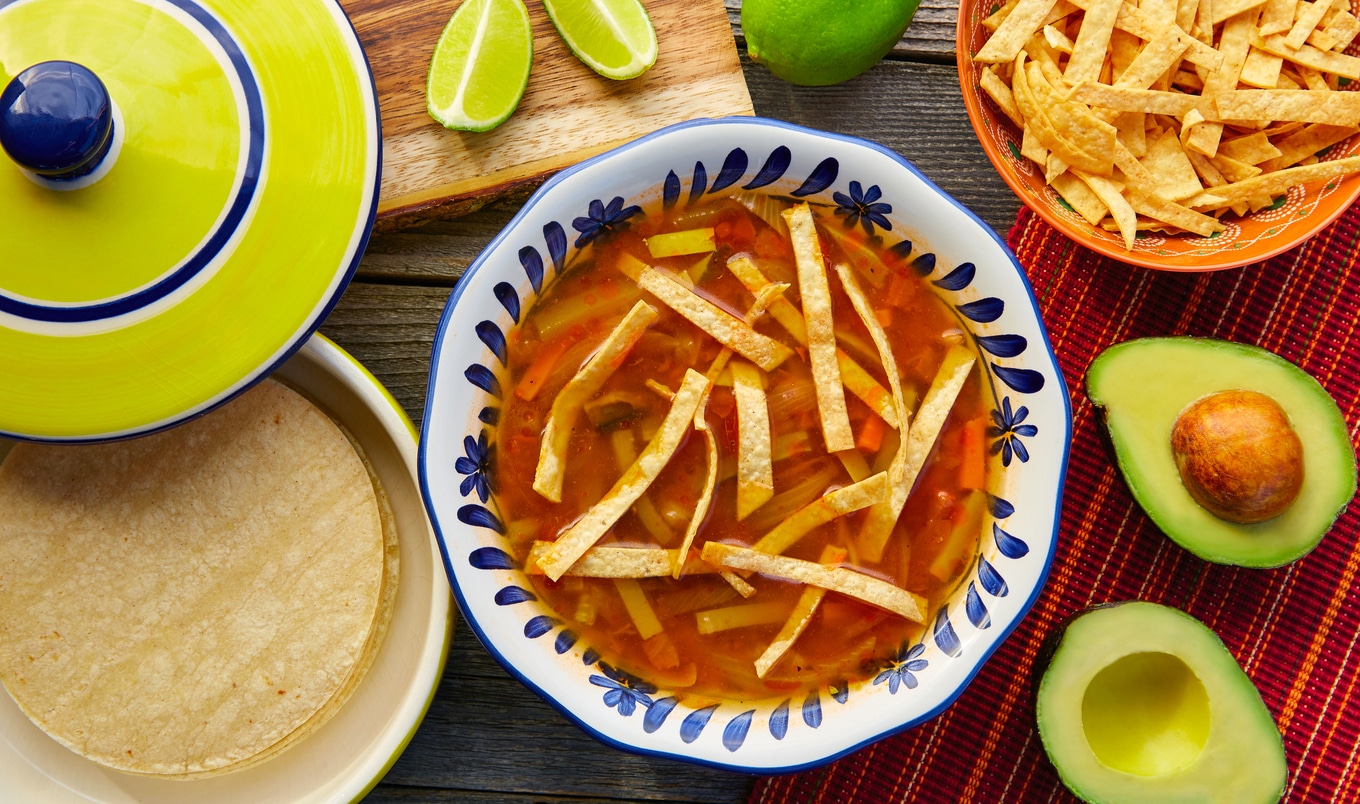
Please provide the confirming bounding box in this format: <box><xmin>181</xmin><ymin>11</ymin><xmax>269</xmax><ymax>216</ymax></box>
<box><xmin>336</xmin><ymin>4</ymin><xmax>1022</xmax><ymax>801</ymax></box>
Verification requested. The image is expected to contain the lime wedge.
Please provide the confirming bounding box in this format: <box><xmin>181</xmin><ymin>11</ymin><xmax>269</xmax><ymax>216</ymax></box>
<box><xmin>426</xmin><ymin>0</ymin><xmax>533</xmax><ymax>132</ymax></box>
<box><xmin>542</xmin><ymin>0</ymin><xmax>658</xmax><ymax>80</ymax></box>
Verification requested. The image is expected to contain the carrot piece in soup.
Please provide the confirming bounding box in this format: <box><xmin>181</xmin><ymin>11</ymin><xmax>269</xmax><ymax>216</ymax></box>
<box><xmin>959</xmin><ymin>415</ymin><xmax>988</xmax><ymax>491</ymax></box>
<box><xmin>515</xmin><ymin>337</ymin><xmax>571</xmax><ymax>401</ymax></box>
<box><xmin>857</xmin><ymin>412</ymin><xmax>887</xmax><ymax>454</ymax></box>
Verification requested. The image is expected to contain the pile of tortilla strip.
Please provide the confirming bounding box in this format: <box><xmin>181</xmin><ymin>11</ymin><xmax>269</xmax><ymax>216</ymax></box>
<box><xmin>522</xmin><ymin>203</ymin><xmax>978</xmax><ymax>680</ymax></box>
<box><xmin>975</xmin><ymin>0</ymin><xmax>1360</xmax><ymax>247</ymax></box>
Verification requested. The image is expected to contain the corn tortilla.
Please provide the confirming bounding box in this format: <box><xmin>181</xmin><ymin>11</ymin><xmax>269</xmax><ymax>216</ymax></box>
<box><xmin>0</xmin><ymin>380</ymin><xmax>391</xmax><ymax>777</ymax></box>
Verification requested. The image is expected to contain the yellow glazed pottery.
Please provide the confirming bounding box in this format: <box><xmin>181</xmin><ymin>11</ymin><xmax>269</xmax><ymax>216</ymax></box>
<box><xmin>0</xmin><ymin>0</ymin><xmax>380</xmax><ymax>441</ymax></box>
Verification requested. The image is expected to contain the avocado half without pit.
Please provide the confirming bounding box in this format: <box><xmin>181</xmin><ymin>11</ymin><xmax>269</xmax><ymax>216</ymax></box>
<box><xmin>1036</xmin><ymin>602</ymin><xmax>1287</xmax><ymax>804</ymax></box>
<box><xmin>1087</xmin><ymin>337</ymin><xmax>1357</xmax><ymax>568</ymax></box>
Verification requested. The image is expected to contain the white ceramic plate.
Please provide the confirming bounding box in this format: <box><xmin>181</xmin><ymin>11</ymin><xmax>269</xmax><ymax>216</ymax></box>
<box><xmin>0</xmin><ymin>335</ymin><xmax>453</xmax><ymax>803</ymax></box>
<box><xmin>421</xmin><ymin>117</ymin><xmax>1071</xmax><ymax>773</ymax></box>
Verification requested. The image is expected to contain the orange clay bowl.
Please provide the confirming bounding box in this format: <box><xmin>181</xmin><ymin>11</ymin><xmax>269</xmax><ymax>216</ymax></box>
<box><xmin>955</xmin><ymin>0</ymin><xmax>1360</xmax><ymax>271</ymax></box>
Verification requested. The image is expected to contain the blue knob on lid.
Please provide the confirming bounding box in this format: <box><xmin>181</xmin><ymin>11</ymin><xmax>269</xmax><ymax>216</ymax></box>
<box><xmin>0</xmin><ymin>61</ymin><xmax>115</xmax><ymax>181</ymax></box>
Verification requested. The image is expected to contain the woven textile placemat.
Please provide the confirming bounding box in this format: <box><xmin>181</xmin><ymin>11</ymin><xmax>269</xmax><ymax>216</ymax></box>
<box><xmin>749</xmin><ymin>204</ymin><xmax>1360</xmax><ymax>803</ymax></box>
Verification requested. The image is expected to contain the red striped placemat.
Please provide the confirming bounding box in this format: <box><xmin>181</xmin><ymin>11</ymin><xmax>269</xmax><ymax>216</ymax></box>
<box><xmin>749</xmin><ymin>204</ymin><xmax>1360</xmax><ymax>803</ymax></box>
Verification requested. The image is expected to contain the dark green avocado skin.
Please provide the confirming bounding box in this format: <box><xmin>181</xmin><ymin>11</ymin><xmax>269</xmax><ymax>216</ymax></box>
<box><xmin>1086</xmin><ymin>337</ymin><xmax>1357</xmax><ymax>568</ymax></box>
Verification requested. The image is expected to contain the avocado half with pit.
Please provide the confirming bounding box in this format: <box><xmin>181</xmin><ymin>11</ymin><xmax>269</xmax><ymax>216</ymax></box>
<box><xmin>1036</xmin><ymin>602</ymin><xmax>1286</xmax><ymax>803</ymax></box>
<box><xmin>1087</xmin><ymin>337</ymin><xmax>1357</xmax><ymax>567</ymax></box>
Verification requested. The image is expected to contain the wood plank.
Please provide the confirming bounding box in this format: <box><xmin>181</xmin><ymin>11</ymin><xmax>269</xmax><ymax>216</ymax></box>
<box><xmin>355</xmin><ymin>59</ymin><xmax>1022</xmax><ymax>286</ymax></box>
<box><xmin>379</xmin><ymin>636</ymin><xmax>753</xmax><ymax>801</ymax></box>
<box><xmin>342</xmin><ymin>0</ymin><xmax>753</xmax><ymax>223</ymax></box>
<box><xmin>723</xmin><ymin>0</ymin><xmax>961</xmax><ymax>63</ymax></box>
<box><xmin>318</xmin><ymin>283</ymin><xmax>446</xmax><ymax>430</ymax></box>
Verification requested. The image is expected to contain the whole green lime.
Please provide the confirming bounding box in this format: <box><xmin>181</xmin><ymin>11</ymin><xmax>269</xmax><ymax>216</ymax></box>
<box><xmin>742</xmin><ymin>0</ymin><xmax>920</xmax><ymax>86</ymax></box>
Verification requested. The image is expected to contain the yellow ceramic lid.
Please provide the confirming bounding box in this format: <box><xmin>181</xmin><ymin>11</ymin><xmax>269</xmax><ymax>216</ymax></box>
<box><xmin>0</xmin><ymin>0</ymin><xmax>379</xmax><ymax>442</ymax></box>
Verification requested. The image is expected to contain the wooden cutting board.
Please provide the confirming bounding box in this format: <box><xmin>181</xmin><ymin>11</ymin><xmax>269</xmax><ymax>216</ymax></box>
<box><xmin>341</xmin><ymin>0</ymin><xmax>754</xmax><ymax>225</ymax></box>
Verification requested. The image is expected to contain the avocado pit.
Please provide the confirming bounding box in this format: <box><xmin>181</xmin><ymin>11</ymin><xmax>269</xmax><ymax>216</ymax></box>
<box><xmin>1170</xmin><ymin>389</ymin><xmax>1304</xmax><ymax>524</ymax></box>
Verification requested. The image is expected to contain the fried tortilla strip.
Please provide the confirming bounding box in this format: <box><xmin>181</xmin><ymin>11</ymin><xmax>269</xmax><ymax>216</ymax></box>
<box><xmin>525</xmin><ymin>542</ymin><xmax>718</xmax><ymax>577</ymax></box>
<box><xmin>617</xmin><ymin>254</ymin><xmax>793</xmax><ymax>371</ymax></box>
<box><xmin>718</xmin><ymin>569</ymin><xmax>758</xmax><ymax>598</ymax></box>
<box><xmin>1319</xmin><ymin>10</ymin><xmax>1360</xmax><ymax>50</ymax></box>
<box><xmin>1187</xmin><ymin>155</ymin><xmax>1360</xmax><ymax>208</ymax></box>
<box><xmin>860</xmin><ymin>344</ymin><xmax>979</xmax><ymax>562</ymax></box>
<box><xmin>1141</xmin><ymin>128</ymin><xmax>1206</xmax><ymax>200</ymax></box>
<box><xmin>1214</xmin><ymin>89</ymin><xmax>1360</xmax><ymax>125</ymax></box>
<box><xmin>1014</xmin><ymin>58</ymin><xmax>1111</xmax><ymax>175</ymax></box>
<box><xmin>731</xmin><ymin>360</ymin><xmax>775</xmax><ymax>521</ymax></box>
<box><xmin>982</xmin><ymin>64</ymin><xmax>1026</xmax><ymax>128</ymax></box>
<box><xmin>784</xmin><ymin>203</ymin><xmax>855</xmax><ymax>453</ymax></box>
<box><xmin>701</xmin><ymin>542</ymin><xmax>927</xmax><ymax>623</ymax></box>
<box><xmin>1284</xmin><ymin>0</ymin><xmax>1336</xmax><ymax>49</ymax></box>
<box><xmin>837</xmin><ymin>350</ymin><xmax>900</xmax><ymax>429</ymax></box>
<box><xmin>1065</xmin><ymin>0</ymin><xmax>1225</xmax><ymax>70</ymax></box>
<box><xmin>1128</xmin><ymin>192</ymin><xmax>1225</xmax><ymax>236</ymax></box>
<box><xmin>537</xmin><ymin>369</ymin><xmax>711</xmax><ymax>581</ymax></box>
<box><xmin>833</xmin><ymin>263</ymin><xmax>914</xmax><ymax>561</ymax></box>
<box><xmin>1064</xmin><ymin>0</ymin><xmax>1124</xmax><ymax>86</ymax></box>
<box><xmin>754</xmin><ymin>545</ymin><xmax>847</xmax><ymax>679</ymax></box>
<box><xmin>727</xmin><ymin>255</ymin><xmax>900</xmax><ymax>429</ymax></box>
<box><xmin>1068</xmin><ymin>83</ymin><xmax>1209</xmax><ymax>117</ymax></box>
<box><xmin>1075</xmin><ymin>170</ymin><xmax>1138</xmax><ymax>248</ymax></box>
<box><xmin>1259</xmin><ymin>0</ymin><xmax>1298</xmax><ymax>34</ymax></box>
<box><xmin>725</xmin><ymin>256</ymin><xmax>807</xmax><ymax>341</ymax></box>
<box><xmin>977</xmin><ymin>0</ymin><xmax>1063</xmax><ymax>62</ymax></box>
<box><xmin>1050</xmin><ymin>171</ymin><xmax>1111</xmax><ymax>225</ymax></box>
<box><xmin>1025</xmin><ymin>61</ymin><xmax>1118</xmax><ymax>175</ymax></box>
<box><xmin>705</xmin><ymin>280</ymin><xmax>790</xmax><ymax>381</ymax></box>
<box><xmin>1240</xmin><ymin>47</ymin><xmax>1285</xmax><ymax>88</ymax></box>
<box><xmin>1219</xmin><ymin>131</ymin><xmax>1284</xmax><ymax>164</ymax></box>
<box><xmin>675</xmin><ymin>393</ymin><xmax>720</xmax><ymax>578</ymax></box>
<box><xmin>533</xmin><ymin>301</ymin><xmax>659</xmax><ymax>502</ymax></box>
<box><xmin>752</xmin><ymin>472</ymin><xmax>890</xmax><ymax>556</ymax></box>
<box><xmin>1259</xmin><ymin>124</ymin><xmax>1360</xmax><ymax>171</ymax></box>
<box><xmin>1254</xmin><ymin>32</ymin><xmax>1360</xmax><ymax>79</ymax></box>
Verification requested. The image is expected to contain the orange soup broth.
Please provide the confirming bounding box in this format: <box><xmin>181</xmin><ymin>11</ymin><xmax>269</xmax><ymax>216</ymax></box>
<box><xmin>493</xmin><ymin>196</ymin><xmax>990</xmax><ymax>701</ymax></box>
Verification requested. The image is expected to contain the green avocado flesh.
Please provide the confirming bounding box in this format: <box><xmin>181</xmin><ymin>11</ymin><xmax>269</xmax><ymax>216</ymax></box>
<box><xmin>1087</xmin><ymin>337</ymin><xmax>1357</xmax><ymax>567</ymax></box>
<box><xmin>1037</xmin><ymin>602</ymin><xmax>1286</xmax><ymax>804</ymax></box>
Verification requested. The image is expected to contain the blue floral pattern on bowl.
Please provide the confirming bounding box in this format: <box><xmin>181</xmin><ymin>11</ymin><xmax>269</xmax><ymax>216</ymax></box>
<box><xmin>420</xmin><ymin>117</ymin><xmax>1071</xmax><ymax>774</ymax></box>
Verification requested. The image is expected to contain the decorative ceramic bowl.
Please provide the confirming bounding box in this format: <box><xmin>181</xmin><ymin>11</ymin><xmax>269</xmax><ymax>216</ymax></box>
<box><xmin>956</xmin><ymin>0</ymin><xmax>1360</xmax><ymax>271</ymax></box>
<box><xmin>0</xmin><ymin>335</ymin><xmax>453</xmax><ymax>802</ymax></box>
<box><xmin>420</xmin><ymin>117</ymin><xmax>1071</xmax><ymax>772</ymax></box>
